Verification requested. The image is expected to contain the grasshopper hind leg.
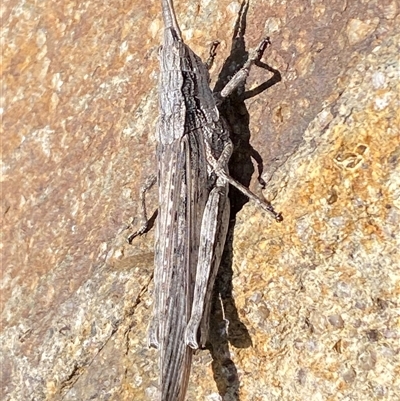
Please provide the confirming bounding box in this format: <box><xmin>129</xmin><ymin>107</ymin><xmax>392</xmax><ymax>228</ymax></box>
<box><xmin>185</xmin><ymin>178</ymin><xmax>230</xmax><ymax>349</ymax></box>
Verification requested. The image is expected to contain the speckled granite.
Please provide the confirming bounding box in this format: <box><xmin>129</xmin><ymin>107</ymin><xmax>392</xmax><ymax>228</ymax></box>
<box><xmin>1</xmin><ymin>0</ymin><xmax>399</xmax><ymax>400</ymax></box>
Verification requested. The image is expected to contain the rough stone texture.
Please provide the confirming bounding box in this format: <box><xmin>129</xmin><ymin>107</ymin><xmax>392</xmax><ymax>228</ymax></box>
<box><xmin>1</xmin><ymin>0</ymin><xmax>399</xmax><ymax>400</ymax></box>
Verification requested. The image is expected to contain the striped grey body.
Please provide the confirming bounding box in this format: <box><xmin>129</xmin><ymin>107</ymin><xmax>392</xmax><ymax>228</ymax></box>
<box><xmin>150</xmin><ymin>1</ymin><xmax>230</xmax><ymax>399</ymax></box>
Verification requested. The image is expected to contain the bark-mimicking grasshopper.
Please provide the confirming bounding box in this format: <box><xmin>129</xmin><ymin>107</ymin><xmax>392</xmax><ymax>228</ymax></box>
<box><xmin>129</xmin><ymin>0</ymin><xmax>282</xmax><ymax>399</ymax></box>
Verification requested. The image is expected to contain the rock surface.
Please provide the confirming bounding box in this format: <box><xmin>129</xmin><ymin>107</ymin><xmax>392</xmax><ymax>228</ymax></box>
<box><xmin>1</xmin><ymin>0</ymin><xmax>399</xmax><ymax>400</ymax></box>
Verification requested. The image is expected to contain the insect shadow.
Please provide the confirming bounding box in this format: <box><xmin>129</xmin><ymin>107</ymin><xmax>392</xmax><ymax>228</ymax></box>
<box><xmin>206</xmin><ymin>1</ymin><xmax>281</xmax><ymax>398</ymax></box>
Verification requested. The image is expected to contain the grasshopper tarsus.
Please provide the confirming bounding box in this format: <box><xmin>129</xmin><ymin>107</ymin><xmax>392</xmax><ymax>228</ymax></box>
<box><xmin>127</xmin><ymin>223</ymin><xmax>147</xmax><ymax>244</ymax></box>
<box><xmin>205</xmin><ymin>40</ymin><xmax>220</xmax><ymax>70</ymax></box>
<box><xmin>127</xmin><ymin>174</ymin><xmax>156</xmax><ymax>243</ymax></box>
<box><xmin>255</xmin><ymin>36</ymin><xmax>271</xmax><ymax>60</ymax></box>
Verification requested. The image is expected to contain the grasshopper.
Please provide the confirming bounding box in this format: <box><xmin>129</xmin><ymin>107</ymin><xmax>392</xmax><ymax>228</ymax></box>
<box><xmin>129</xmin><ymin>0</ymin><xmax>282</xmax><ymax>399</ymax></box>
